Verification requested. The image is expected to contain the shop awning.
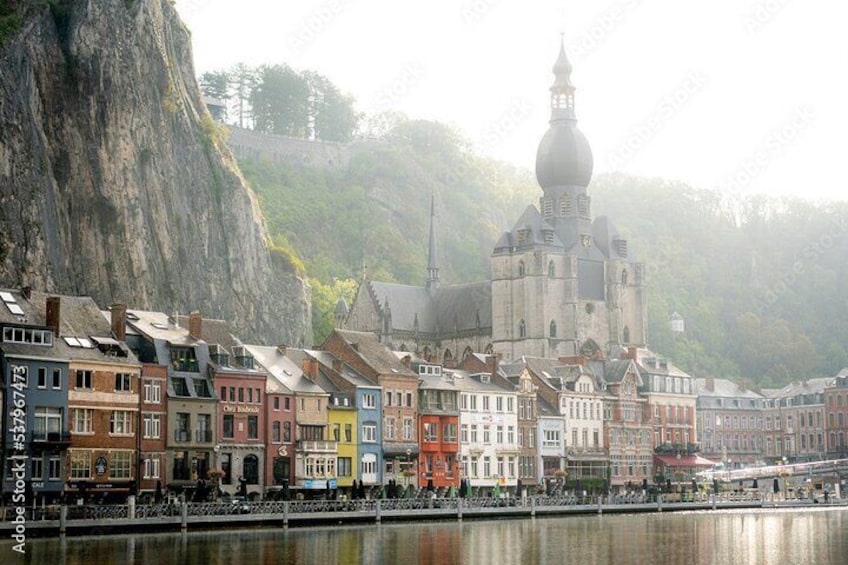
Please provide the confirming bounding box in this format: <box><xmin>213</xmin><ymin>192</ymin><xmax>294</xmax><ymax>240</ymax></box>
<box><xmin>654</xmin><ymin>454</ymin><xmax>717</xmax><ymax>468</ymax></box>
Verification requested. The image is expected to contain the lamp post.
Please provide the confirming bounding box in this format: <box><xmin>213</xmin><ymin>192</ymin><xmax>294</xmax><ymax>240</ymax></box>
<box><xmin>781</xmin><ymin>456</ymin><xmax>788</xmax><ymax>500</ymax></box>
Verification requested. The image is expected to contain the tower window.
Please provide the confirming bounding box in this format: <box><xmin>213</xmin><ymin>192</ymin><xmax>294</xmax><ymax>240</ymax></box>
<box><xmin>623</xmin><ymin>326</ymin><xmax>630</xmax><ymax>344</ymax></box>
<box><xmin>577</xmin><ymin>195</ymin><xmax>590</xmax><ymax>218</ymax></box>
<box><xmin>621</xmin><ymin>269</ymin><xmax>628</xmax><ymax>285</ymax></box>
<box><xmin>615</xmin><ymin>239</ymin><xmax>628</xmax><ymax>258</ymax></box>
<box><xmin>542</xmin><ymin>197</ymin><xmax>553</xmax><ymax>218</ymax></box>
<box><xmin>518</xmin><ymin>320</ymin><xmax>526</xmax><ymax>338</ymax></box>
<box><xmin>548</xmin><ymin>261</ymin><xmax>555</xmax><ymax>278</ymax></box>
<box><xmin>518</xmin><ymin>261</ymin><xmax>526</xmax><ymax>277</ymax></box>
<box><xmin>549</xmin><ymin>320</ymin><xmax>557</xmax><ymax>338</ymax></box>
<box><xmin>559</xmin><ymin>197</ymin><xmax>573</xmax><ymax>216</ymax></box>
<box><xmin>543</xmin><ymin>230</ymin><xmax>554</xmax><ymax>245</ymax></box>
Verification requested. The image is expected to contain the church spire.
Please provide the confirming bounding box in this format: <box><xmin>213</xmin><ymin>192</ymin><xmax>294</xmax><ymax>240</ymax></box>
<box><xmin>549</xmin><ymin>35</ymin><xmax>576</xmax><ymax>122</ymax></box>
<box><xmin>426</xmin><ymin>194</ymin><xmax>440</xmax><ymax>294</ymax></box>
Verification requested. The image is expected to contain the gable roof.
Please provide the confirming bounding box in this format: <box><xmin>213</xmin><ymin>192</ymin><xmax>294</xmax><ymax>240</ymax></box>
<box><xmin>333</xmin><ymin>329</ymin><xmax>417</xmax><ymax>377</ymax></box>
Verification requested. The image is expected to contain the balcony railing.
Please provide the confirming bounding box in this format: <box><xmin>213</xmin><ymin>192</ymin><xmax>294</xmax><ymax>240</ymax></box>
<box><xmin>296</xmin><ymin>440</ymin><xmax>337</xmax><ymax>453</ymax></box>
<box><xmin>32</xmin><ymin>431</ymin><xmax>72</xmax><ymax>445</ymax></box>
<box><xmin>175</xmin><ymin>429</ymin><xmax>191</xmax><ymax>443</ymax></box>
<box><xmin>196</xmin><ymin>429</ymin><xmax>213</xmax><ymax>443</ymax></box>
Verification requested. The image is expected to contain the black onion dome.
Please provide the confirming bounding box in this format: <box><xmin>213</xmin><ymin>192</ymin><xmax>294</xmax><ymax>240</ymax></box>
<box><xmin>535</xmin><ymin>123</ymin><xmax>593</xmax><ymax>188</ymax></box>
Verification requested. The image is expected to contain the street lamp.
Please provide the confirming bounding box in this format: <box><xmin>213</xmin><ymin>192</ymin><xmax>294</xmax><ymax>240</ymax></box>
<box><xmin>781</xmin><ymin>456</ymin><xmax>788</xmax><ymax>500</ymax></box>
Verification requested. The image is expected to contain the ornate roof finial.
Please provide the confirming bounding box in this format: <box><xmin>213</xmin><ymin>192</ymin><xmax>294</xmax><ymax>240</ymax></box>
<box><xmin>550</xmin><ymin>36</ymin><xmax>576</xmax><ymax>121</ymax></box>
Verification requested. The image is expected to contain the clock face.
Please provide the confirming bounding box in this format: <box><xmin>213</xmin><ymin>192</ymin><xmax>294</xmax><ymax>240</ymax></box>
<box><xmin>581</xmin><ymin>234</ymin><xmax>591</xmax><ymax>247</ymax></box>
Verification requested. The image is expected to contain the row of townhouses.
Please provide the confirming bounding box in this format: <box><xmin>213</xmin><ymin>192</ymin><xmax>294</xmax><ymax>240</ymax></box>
<box><xmin>3</xmin><ymin>288</ymin><xmax>848</xmax><ymax>503</ymax></box>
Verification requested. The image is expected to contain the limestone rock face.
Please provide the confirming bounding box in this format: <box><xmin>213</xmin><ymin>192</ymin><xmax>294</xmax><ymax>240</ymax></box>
<box><xmin>0</xmin><ymin>1</ymin><xmax>311</xmax><ymax>345</ymax></box>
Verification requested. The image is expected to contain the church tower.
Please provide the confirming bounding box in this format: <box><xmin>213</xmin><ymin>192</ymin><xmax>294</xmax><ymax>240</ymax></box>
<box><xmin>491</xmin><ymin>39</ymin><xmax>647</xmax><ymax>360</ymax></box>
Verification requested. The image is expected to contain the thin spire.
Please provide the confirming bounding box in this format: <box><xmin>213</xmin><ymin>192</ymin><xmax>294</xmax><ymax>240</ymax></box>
<box><xmin>426</xmin><ymin>194</ymin><xmax>440</xmax><ymax>294</ymax></box>
<box><xmin>549</xmin><ymin>36</ymin><xmax>576</xmax><ymax>122</ymax></box>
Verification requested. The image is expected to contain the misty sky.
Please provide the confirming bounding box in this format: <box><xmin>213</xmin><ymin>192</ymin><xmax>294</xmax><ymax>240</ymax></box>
<box><xmin>175</xmin><ymin>0</ymin><xmax>847</xmax><ymax>202</ymax></box>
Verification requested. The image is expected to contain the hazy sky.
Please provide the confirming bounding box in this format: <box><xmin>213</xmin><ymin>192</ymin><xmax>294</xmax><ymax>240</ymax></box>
<box><xmin>175</xmin><ymin>0</ymin><xmax>847</xmax><ymax>202</ymax></box>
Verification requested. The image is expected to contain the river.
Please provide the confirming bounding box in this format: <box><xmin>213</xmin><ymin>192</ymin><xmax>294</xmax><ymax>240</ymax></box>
<box><xmin>2</xmin><ymin>507</ymin><xmax>847</xmax><ymax>564</ymax></box>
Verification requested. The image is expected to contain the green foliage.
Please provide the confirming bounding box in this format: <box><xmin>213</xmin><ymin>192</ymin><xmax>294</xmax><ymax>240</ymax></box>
<box><xmin>269</xmin><ymin>235</ymin><xmax>306</xmax><ymax>276</ymax></box>
<box><xmin>0</xmin><ymin>4</ymin><xmax>22</xmax><ymax>47</ymax></box>
<box><xmin>311</xmin><ymin>278</ymin><xmax>358</xmax><ymax>345</ymax></box>
<box><xmin>199</xmin><ymin>112</ymin><xmax>228</xmax><ymax>150</ymax></box>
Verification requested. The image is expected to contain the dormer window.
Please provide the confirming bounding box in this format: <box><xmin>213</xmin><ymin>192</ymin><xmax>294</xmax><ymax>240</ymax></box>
<box><xmin>543</xmin><ymin>230</ymin><xmax>554</xmax><ymax>245</ymax></box>
<box><xmin>517</xmin><ymin>229</ymin><xmax>529</xmax><ymax>245</ymax></box>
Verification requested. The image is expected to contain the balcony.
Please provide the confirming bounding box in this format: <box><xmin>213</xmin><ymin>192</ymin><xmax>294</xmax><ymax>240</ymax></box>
<box><xmin>175</xmin><ymin>429</ymin><xmax>191</xmax><ymax>443</ymax></box>
<box><xmin>196</xmin><ymin>429</ymin><xmax>213</xmax><ymax>443</ymax></box>
<box><xmin>32</xmin><ymin>431</ymin><xmax>72</xmax><ymax>447</ymax></box>
<box><xmin>296</xmin><ymin>440</ymin><xmax>337</xmax><ymax>453</ymax></box>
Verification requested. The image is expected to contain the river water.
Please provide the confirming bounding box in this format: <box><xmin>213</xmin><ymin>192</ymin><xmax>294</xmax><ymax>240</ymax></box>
<box><xmin>2</xmin><ymin>507</ymin><xmax>847</xmax><ymax>564</ymax></box>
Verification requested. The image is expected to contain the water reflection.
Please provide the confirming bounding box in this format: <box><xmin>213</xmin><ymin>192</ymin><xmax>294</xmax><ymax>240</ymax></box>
<box><xmin>2</xmin><ymin>508</ymin><xmax>846</xmax><ymax>564</ymax></box>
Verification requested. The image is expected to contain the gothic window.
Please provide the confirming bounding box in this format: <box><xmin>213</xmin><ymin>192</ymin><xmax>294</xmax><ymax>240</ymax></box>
<box><xmin>443</xmin><ymin>349</ymin><xmax>453</xmax><ymax>362</ymax></box>
<box><xmin>518</xmin><ymin>261</ymin><xmax>526</xmax><ymax>277</ymax></box>
<box><xmin>559</xmin><ymin>196</ymin><xmax>573</xmax><ymax>216</ymax></box>
<box><xmin>422</xmin><ymin>346</ymin><xmax>431</xmax><ymax>362</ymax></box>
<box><xmin>549</xmin><ymin>320</ymin><xmax>557</xmax><ymax>338</ymax></box>
<box><xmin>462</xmin><ymin>346</ymin><xmax>474</xmax><ymax>361</ymax></box>
<box><xmin>548</xmin><ymin>260</ymin><xmax>555</xmax><ymax>278</ymax></box>
<box><xmin>484</xmin><ymin>343</ymin><xmax>494</xmax><ymax>354</ymax></box>
<box><xmin>518</xmin><ymin>320</ymin><xmax>526</xmax><ymax>338</ymax></box>
<box><xmin>621</xmin><ymin>269</ymin><xmax>628</xmax><ymax>285</ymax></box>
<box><xmin>622</xmin><ymin>326</ymin><xmax>630</xmax><ymax>344</ymax></box>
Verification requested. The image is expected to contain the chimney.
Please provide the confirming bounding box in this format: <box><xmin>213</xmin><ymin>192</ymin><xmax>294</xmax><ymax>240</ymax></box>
<box><xmin>277</xmin><ymin>344</ymin><xmax>287</xmax><ymax>356</ymax></box>
<box><xmin>706</xmin><ymin>378</ymin><xmax>715</xmax><ymax>392</ymax></box>
<box><xmin>628</xmin><ymin>346</ymin><xmax>637</xmax><ymax>361</ymax></box>
<box><xmin>301</xmin><ymin>356</ymin><xmax>318</xmax><ymax>378</ymax></box>
<box><xmin>111</xmin><ymin>303</ymin><xmax>127</xmax><ymax>342</ymax></box>
<box><xmin>188</xmin><ymin>311</ymin><xmax>202</xmax><ymax>340</ymax></box>
<box><xmin>487</xmin><ymin>353</ymin><xmax>501</xmax><ymax>375</ymax></box>
<box><xmin>20</xmin><ymin>286</ymin><xmax>31</xmax><ymax>300</ymax></box>
<box><xmin>46</xmin><ymin>296</ymin><xmax>61</xmax><ymax>337</ymax></box>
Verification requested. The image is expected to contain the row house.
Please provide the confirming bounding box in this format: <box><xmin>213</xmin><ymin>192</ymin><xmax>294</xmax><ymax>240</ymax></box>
<box><xmin>763</xmin><ymin>378</ymin><xmax>829</xmax><ymax>463</ymax></box>
<box><xmin>496</xmin><ymin>360</ymin><xmax>540</xmax><ymax>486</ymax></box>
<box><xmin>415</xmin><ymin>362</ymin><xmax>460</xmax><ymax>490</ymax></box>
<box><xmin>248</xmin><ymin>345</ymin><xmax>334</xmax><ymax>497</ymax></box>
<box><xmin>602</xmin><ymin>358</ymin><xmax>653</xmax><ymax>490</ymax></box>
<box><xmin>455</xmin><ymin>371</ymin><xmax>519</xmax><ymax>493</ymax></box>
<box><xmin>124</xmin><ymin>310</ymin><xmax>217</xmax><ymax>491</ymax></box>
<box><xmin>825</xmin><ymin>371</ymin><xmax>848</xmax><ymax>458</ymax></box>
<box><xmin>323</xmin><ymin>330</ymin><xmax>420</xmax><ymax>488</ymax></box>
<box><xmin>179</xmin><ymin>315</ymin><xmax>268</xmax><ymax>497</ymax></box>
<box><xmin>262</xmin><ymin>361</ymin><xmax>296</xmax><ymax>491</ymax></box>
<box><xmin>310</xmin><ymin>350</ymin><xmax>383</xmax><ymax>490</ymax></box>
<box><xmin>1</xmin><ymin>289</ymin><xmax>72</xmax><ymax>503</ymax></box>
<box><xmin>634</xmin><ymin>349</ymin><xmax>698</xmax><ymax>453</ymax></box>
<box><xmin>312</xmin><ymin>365</ymin><xmax>358</xmax><ymax>492</ymax></box>
<box><xmin>695</xmin><ymin>378</ymin><xmax>765</xmax><ymax>468</ymax></box>
<box><xmin>63</xmin><ymin>297</ymin><xmax>142</xmax><ymax>502</ymax></box>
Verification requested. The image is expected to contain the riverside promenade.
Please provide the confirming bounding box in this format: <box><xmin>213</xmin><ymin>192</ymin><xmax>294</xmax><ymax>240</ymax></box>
<box><xmin>2</xmin><ymin>493</ymin><xmax>843</xmax><ymax>538</ymax></box>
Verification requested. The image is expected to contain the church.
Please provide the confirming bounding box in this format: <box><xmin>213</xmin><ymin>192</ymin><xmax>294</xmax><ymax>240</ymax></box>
<box><xmin>342</xmin><ymin>41</ymin><xmax>647</xmax><ymax>365</ymax></box>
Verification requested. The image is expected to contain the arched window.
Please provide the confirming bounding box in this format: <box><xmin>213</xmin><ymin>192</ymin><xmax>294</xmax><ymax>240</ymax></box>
<box><xmin>518</xmin><ymin>261</ymin><xmax>526</xmax><ymax>277</ymax></box>
<box><xmin>559</xmin><ymin>196</ymin><xmax>573</xmax><ymax>216</ymax></box>
<box><xmin>839</xmin><ymin>413</ymin><xmax>845</xmax><ymax>428</ymax></box>
<box><xmin>243</xmin><ymin>454</ymin><xmax>259</xmax><ymax>485</ymax></box>
<box><xmin>549</xmin><ymin>320</ymin><xmax>557</xmax><ymax>338</ymax></box>
<box><xmin>830</xmin><ymin>413</ymin><xmax>836</xmax><ymax>428</ymax></box>
<box><xmin>443</xmin><ymin>349</ymin><xmax>453</xmax><ymax>362</ymax></box>
<box><xmin>462</xmin><ymin>346</ymin><xmax>474</xmax><ymax>361</ymax></box>
<box><xmin>422</xmin><ymin>346</ymin><xmax>431</xmax><ymax>361</ymax></box>
<box><xmin>622</xmin><ymin>326</ymin><xmax>630</xmax><ymax>344</ymax></box>
<box><xmin>518</xmin><ymin>320</ymin><xmax>526</xmax><ymax>338</ymax></box>
<box><xmin>621</xmin><ymin>269</ymin><xmax>628</xmax><ymax>285</ymax></box>
<box><xmin>484</xmin><ymin>343</ymin><xmax>494</xmax><ymax>354</ymax></box>
<box><xmin>548</xmin><ymin>260</ymin><xmax>555</xmax><ymax>278</ymax></box>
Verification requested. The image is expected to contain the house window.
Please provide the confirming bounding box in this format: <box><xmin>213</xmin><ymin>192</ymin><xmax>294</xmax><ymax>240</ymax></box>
<box><xmin>31</xmin><ymin>457</ymin><xmax>43</xmax><ymax>481</ymax></box>
<box><xmin>274</xmin><ymin>397</ymin><xmax>280</xmax><ymax>410</ymax></box>
<box><xmin>345</xmin><ymin>424</ymin><xmax>352</xmax><ymax>442</ymax></box>
<box><xmin>111</xmin><ymin>452</ymin><xmax>131</xmax><ymax>479</ymax></box>
<box><xmin>338</xmin><ymin>457</ymin><xmax>352</xmax><ymax>478</ymax></box>
<box><xmin>110</xmin><ymin>411</ymin><xmax>133</xmax><ymax>435</ymax></box>
<box><xmin>443</xmin><ymin>423</ymin><xmax>457</xmax><ymax>443</ymax></box>
<box><xmin>73</xmin><ymin>408</ymin><xmax>93</xmax><ymax>434</ymax></box>
<box><xmin>52</xmin><ymin>368</ymin><xmax>62</xmax><ymax>389</ymax></box>
<box><xmin>37</xmin><ymin>367</ymin><xmax>47</xmax><ymax>388</ymax></box>
<box><xmin>49</xmin><ymin>457</ymin><xmax>61</xmax><ymax>480</ymax></box>
<box><xmin>363</xmin><ymin>423</ymin><xmax>377</xmax><ymax>443</ymax></box>
<box><xmin>223</xmin><ymin>415</ymin><xmax>234</xmax><ymax>439</ymax></box>
<box><xmin>70</xmin><ymin>451</ymin><xmax>90</xmax><ymax>479</ymax></box>
<box><xmin>243</xmin><ymin>455</ymin><xmax>259</xmax><ymax>484</ymax></box>
<box><xmin>144</xmin><ymin>381</ymin><xmax>161</xmax><ymax>403</ymax></box>
<box><xmin>273</xmin><ymin>421</ymin><xmax>281</xmax><ymax>443</ymax></box>
<box><xmin>283</xmin><ymin>422</ymin><xmax>291</xmax><ymax>442</ymax></box>
<box><xmin>363</xmin><ymin>393</ymin><xmax>376</xmax><ymax>409</ymax></box>
<box><xmin>143</xmin><ymin>414</ymin><xmax>161</xmax><ymax>439</ymax></box>
<box><xmin>76</xmin><ymin>370</ymin><xmax>93</xmax><ymax>390</ymax></box>
<box><xmin>33</xmin><ymin>407</ymin><xmax>62</xmax><ymax>441</ymax></box>
<box><xmin>403</xmin><ymin>419</ymin><xmax>413</xmax><ymax>441</ymax></box>
<box><xmin>424</xmin><ymin>422</ymin><xmax>438</xmax><ymax>442</ymax></box>
<box><xmin>115</xmin><ymin>373</ymin><xmax>132</xmax><ymax>392</ymax></box>
<box><xmin>144</xmin><ymin>458</ymin><xmax>160</xmax><ymax>479</ymax></box>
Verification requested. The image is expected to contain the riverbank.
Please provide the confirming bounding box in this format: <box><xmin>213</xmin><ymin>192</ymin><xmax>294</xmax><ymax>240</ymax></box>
<box><xmin>2</xmin><ymin>495</ymin><xmax>845</xmax><ymax>538</ymax></box>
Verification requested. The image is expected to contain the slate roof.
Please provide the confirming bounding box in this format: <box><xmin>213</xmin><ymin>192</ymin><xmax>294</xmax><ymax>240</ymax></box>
<box><xmin>333</xmin><ymin>329</ymin><xmax>417</xmax><ymax>377</ymax></box>
<box><xmin>694</xmin><ymin>378</ymin><xmax>764</xmax><ymax>400</ymax></box>
<box><xmin>126</xmin><ymin>309</ymin><xmax>197</xmax><ymax>346</ymax></box>
<box><xmin>176</xmin><ymin>315</ymin><xmax>262</xmax><ymax>374</ymax></box>
<box><xmin>245</xmin><ymin>345</ymin><xmax>323</xmax><ymax>395</ymax></box>
<box><xmin>603</xmin><ymin>359</ymin><xmax>636</xmax><ymax>385</ymax></box>
<box><xmin>434</xmin><ymin>282</ymin><xmax>492</xmax><ymax>333</ymax></box>
<box><xmin>0</xmin><ymin>289</ymin><xmax>137</xmax><ymax>365</ymax></box>
<box><xmin>369</xmin><ymin>281</ymin><xmax>436</xmax><ymax>334</ymax></box>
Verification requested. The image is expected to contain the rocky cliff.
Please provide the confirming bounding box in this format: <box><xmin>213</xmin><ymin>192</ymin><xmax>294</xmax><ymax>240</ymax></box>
<box><xmin>0</xmin><ymin>0</ymin><xmax>311</xmax><ymax>345</ymax></box>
